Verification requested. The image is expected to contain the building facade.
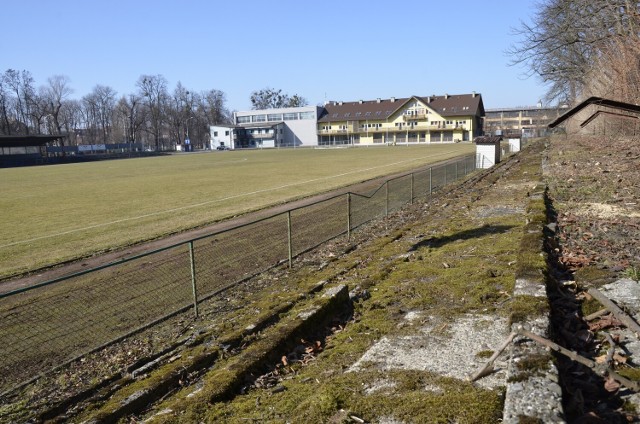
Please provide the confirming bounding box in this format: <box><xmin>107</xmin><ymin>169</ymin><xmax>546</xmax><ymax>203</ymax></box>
<box><xmin>317</xmin><ymin>93</ymin><xmax>484</xmax><ymax>146</ymax></box>
<box><xmin>210</xmin><ymin>125</ymin><xmax>234</xmax><ymax>149</ymax></box>
<box><xmin>232</xmin><ymin>106</ymin><xmax>322</xmax><ymax>148</ymax></box>
<box><xmin>484</xmin><ymin>104</ymin><xmax>568</xmax><ymax>138</ymax></box>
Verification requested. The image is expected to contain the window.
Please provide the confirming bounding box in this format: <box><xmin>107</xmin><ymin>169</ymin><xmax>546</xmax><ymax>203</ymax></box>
<box><xmin>213</xmin><ymin>131</ymin><xmax>218</xmax><ymax>136</ymax></box>
<box><xmin>252</xmin><ymin>115</ymin><xmax>266</xmax><ymax>122</ymax></box>
<box><xmin>225</xmin><ymin>131</ymin><xmax>229</xmax><ymax>136</ymax></box>
<box><xmin>299</xmin><ymin>111</ymin><xmax>315</xmax><ymax>120</ymax></box>
<box><xmin>332</xmin><ymin>113</ymin><xmax>339</xmax><ymax>118</ymax></box>
<box><xmin>345</xmin><ymin>113</ymin><xmax>351</xmax><ymax>117</ymax></box>
<box><xmin>365</xmin><ymin>112</ymin><xmax>371</xmax><ymax>117</ymax></box>
<box><xmin>237</xmin><ymin>116</ymin><xmax>251</xmax><ymax>123</ymax></box>
<box><xmin>283</xmin><ymin>113</ymin><xmax>298</xmax><ymax>120</ymax></box>
<box><xmin>355</xmin><ymin>112</ymin><xmax>362</xmax><ymax>117</ymax></box>
<box><xmin>267</xmin><ymin>113</ymin><xmax>282</xmax><ymax>121</ymax></box>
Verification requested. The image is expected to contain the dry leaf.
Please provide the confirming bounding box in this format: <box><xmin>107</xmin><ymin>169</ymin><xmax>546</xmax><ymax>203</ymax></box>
<box><xmin>588</xmin><ymin>315</ymin><xmax>623</xmax><ymax>331</ymax></box>
<box><xmin>281</xmin><ymin>355</ymin><xmax>288</xmax><ymax>366</ymax></box>
<box><xmin>613</xmin><ymin>353</ymin><xmax>627</xmax><ymax>364</ymax></box>
<box><xmin>595</xmin><ymin>354</ymin><xmax>608</xmax><ymax>364</ymax></box>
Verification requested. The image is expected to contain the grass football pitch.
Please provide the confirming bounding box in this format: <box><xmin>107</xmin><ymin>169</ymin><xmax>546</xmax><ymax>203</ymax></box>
<box><xmin>0</xmin><ymin>144</ymin><xmax>474</xmax><ymax>279</ymax></box>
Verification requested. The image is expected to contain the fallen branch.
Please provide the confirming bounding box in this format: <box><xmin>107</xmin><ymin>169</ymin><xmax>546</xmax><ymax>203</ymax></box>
<box><xmin>584</xmin><ymin>308</ymin><xmax>609</xmax><ymax>322</ymax></box>
<box><xmin>604</xmin><ymin>332</ymin><xmax>616</xmax><ymax>367</ymax></box>
<box><xmin>469</xmin><ymin>331</ymin><xmax>517</xmax><ymax>382</ymax></box>
<box><xmin>587</xmin><ymin>287</ymin><xmax>640</xmax><ymax>337</ymax></box>
<box><xmin>470</xmin><ymin>325</ymin><xmax>640</xmax><ymax>392</ymax></box>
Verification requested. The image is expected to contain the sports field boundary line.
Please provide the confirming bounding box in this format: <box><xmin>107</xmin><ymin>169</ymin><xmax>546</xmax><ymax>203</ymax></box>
<box><xmin>0</xmin><ymin>152</ymin><xmax>453</xmax><ymax>250</ymax></box>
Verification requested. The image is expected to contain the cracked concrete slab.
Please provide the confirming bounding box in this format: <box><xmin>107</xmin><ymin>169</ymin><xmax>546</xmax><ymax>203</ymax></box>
<box><xmin>349</xmin><ymin>314</ymin><xmax>509</xmax><ymax>390</ymax></box>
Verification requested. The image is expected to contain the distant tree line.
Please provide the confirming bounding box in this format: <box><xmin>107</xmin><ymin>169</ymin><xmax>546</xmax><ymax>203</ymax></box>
<box><xmin>510</xmin><ymin>0</ymin><xmax>640</xmax><ymax>105</ymax></box>
<box><xmin>0</xmin><ymin>71</ymin><xmax>232</xmax><ymax>151</ymax></box>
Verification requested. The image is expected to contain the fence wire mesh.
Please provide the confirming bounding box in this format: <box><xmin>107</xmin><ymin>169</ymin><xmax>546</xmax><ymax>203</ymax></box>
<box><xmin>291</xmin><ymin>195</ymin><xmax>347</xmax><ymax>257</ymax></box>
<box><xmin>0</xmin><ymin>154</ymin><xmax>476</xmax><ymax>394</ymax></box>
<box><xmin>193</xmin><ymin>214</ymin><xmax>289</xmax><ymax>299</ymax></box>
<box><xmin>0</xmin><ymin>244</ymin><xmax>190</xmax><ymax>392</ymax></box>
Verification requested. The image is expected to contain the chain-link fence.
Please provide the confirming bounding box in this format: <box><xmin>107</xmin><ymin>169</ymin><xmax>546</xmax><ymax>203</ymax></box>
<box><xmin>0</xmin><ymin>154</ymin><xmax>477</xmax><ymax>395</ymax></box>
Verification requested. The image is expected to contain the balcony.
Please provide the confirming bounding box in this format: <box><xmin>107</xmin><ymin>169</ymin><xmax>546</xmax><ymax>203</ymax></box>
<box><xmin>318</xmin><ymin>128</ymin><xmax>349</xmax><ymax>135</ymax></box>
<box><xmin>318</xmin><ymin>124</ymin><xmax>468</xmax><ymax>135</ymax></box>
<box><xmin>402</xmin><ymin>113</ymin><xmax>428</xmax><ymax>121</ymax></box>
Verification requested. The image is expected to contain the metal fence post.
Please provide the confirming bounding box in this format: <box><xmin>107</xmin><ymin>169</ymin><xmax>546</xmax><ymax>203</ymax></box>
<box><xmin>429</xmin><ymin>167</ymin><xmax>432</xmax><ymax>195</ymax></box>
<box><xmin>347</xmin><ymin>192</ymin><xmax>351</xmax><ymax>240</ymax></box>
<box><xmin>385</xmin><ymin>180</ymin><xmax>389</xmax><ymax>216</ymax></box>
<box><xmin>444</xmin><ymin>165</ymin><xmax>448</xmax><ymax>186</ymax></box>
<box><xmin>464</xmin><ymin>157</ymin><xmax>467</xmax><ymax>175</ymax></box>
<box><xmin>410</xmin><ymin>173</ymin><xmax>414</xmax><ymax>204</ymax></box>
<box><xmin>188</xmin><ymin>241</ymin><xmax>199</xmax><ymax>318</ymax></box>
<box><xmin>287</xmin><ymin>211</ymin><xmax>293</xmax><ymax>269</ymax></box>
<box><xmin>455</xmin><ymin>162</ymin><xmax>459</xmax><ymax>179</ymax></box>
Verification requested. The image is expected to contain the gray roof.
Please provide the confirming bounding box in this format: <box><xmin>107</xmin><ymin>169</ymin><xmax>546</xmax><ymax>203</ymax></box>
<box><xmin>548</xmin><ymin>96</ymin><xmax>640</xmax><ymax>128</ymax></box>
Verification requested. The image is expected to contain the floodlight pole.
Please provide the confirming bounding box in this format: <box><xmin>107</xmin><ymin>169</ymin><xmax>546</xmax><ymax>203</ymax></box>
<box><xmin>186</xmin><ymin>116</ymin><xmax>195</xmax><ymax>151</ymax></box>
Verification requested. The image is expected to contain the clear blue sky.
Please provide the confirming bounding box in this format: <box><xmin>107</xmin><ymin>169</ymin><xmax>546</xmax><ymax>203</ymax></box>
<box><xmin>2</xmin><ymin>0</ymin><xmax>544</xmax><ymax>111</ymax></box>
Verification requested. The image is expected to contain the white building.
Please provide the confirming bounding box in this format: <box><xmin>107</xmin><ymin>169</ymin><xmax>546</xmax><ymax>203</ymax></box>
<box><xmin>232</xmin><ymin>106</ymin><xmax>321</xmax><ymax>148</ymax></box>
<box><xmin>209</xmin><ymin>125</ymin><xmax>234</xmax><ymax>149</ymax></box>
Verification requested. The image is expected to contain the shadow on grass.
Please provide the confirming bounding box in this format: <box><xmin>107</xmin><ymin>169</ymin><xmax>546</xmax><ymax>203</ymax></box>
<box><xmin>408</xmin><ymin>224</ymin><xmax>516</xmax><ymax>251</ymax></box>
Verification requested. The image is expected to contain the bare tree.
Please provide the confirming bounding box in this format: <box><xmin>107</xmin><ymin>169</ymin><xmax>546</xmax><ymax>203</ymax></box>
<box><xmin>81</xmin><ymin>85</ymin><xmax>117</xmax><ymax>144</ymax></box>
<box><xmin>116</xmin><ymin>94</ymin><xmax>145</xmax><ymax>148</ymax></box>
<box><xmin>201</xmin><ymin>89</ymin><xmax>230</xmax><ymax>125</ymax></box>
<box><xmin>2</xmin><ymin>69</ymin><xmax>36</xmax><ymax>134</ymax></box>
<box><xmin>0</xmin><ymin>69</ymin><xmax>232</xmax><ymax>150</ymax></box>
<box><xmin>43</xmin><ymin>75</ymin><xmax>73</xmax><ymax>134</ymax></box>
<box><xmin>509</xmin><ymin>0</ymin><xmax>640</xmax><ymax>104</ymax></box>
<box><xmin>137</xmin><ymin>74</ymin><xmax>169</xmax><ymax>150</ymax></box>
<box><xmin>250</xmin><ymin>87</ymin><xmax>308</xmax><ymax>109</ymax></box>
<box><xmin>0</xmin><ymin>76</ymin><xmax>10</xmax><ymax>134</ymax></box>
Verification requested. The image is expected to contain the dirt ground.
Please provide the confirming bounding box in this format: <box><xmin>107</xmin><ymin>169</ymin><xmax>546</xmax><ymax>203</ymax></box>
<box><xmin>544</xmin><ymin>134</ymin><xmax>640</xmax><ymax>423</ymax></box>
<box><xmin>546</xmin><ymin>135</ymin><xmax>640</xmax><ymax>275</ymax></box>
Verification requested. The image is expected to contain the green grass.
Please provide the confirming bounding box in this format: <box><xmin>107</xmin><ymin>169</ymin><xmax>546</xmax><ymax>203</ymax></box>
<box><xmin>0</xmin><ymin>144</ymin><xmax>473</xmax><ymax>279</ymax></box>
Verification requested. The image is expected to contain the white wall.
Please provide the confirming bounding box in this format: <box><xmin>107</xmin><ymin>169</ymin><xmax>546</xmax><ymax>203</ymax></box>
<box><xmin>508</xmin><ymin>137</ymin><xmax>521</xmax><ymax>153</ymax></box>
<box><xmin>476</xmin><ymin>143</ymin><xmax>500</xmax><ymax>169</ymax></box>
<box><xmin>210</xmin><ymin>126</ymin><xmax>233</xmax><ymax>149</ymax></box>
<box><xmin>234</xmin><ymin>106</ymin><xmax>321</xmax><ymax>147</ymax></box>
